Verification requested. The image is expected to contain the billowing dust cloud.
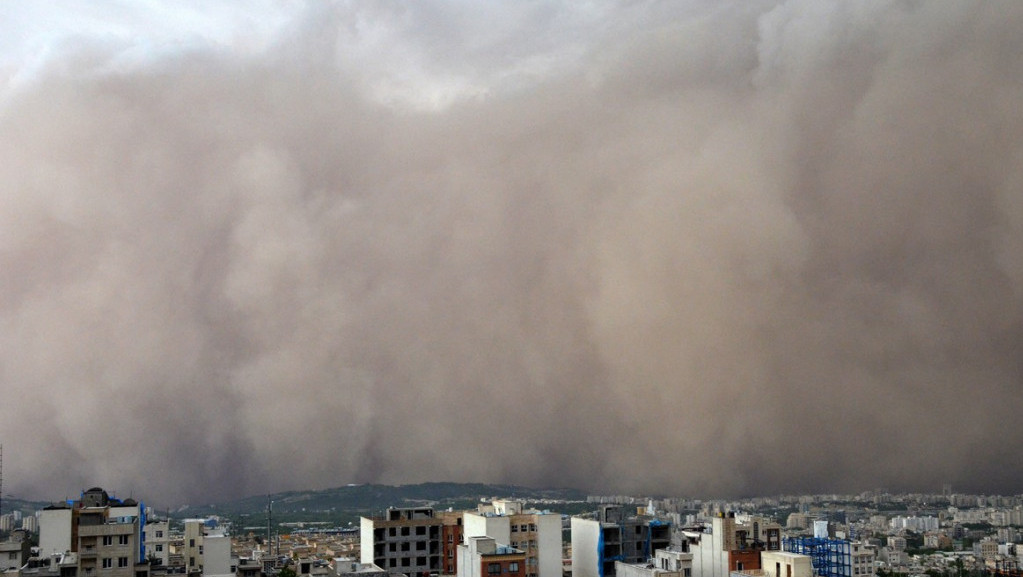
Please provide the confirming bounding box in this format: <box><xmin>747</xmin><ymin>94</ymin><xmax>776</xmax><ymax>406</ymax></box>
<box><xmin>1</xmin><ymin>1</ymin><xmax>1022</xmax><ymax>505</ymax></box>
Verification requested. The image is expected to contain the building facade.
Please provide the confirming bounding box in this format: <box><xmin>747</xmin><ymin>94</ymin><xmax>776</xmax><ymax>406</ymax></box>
<box><xmin>457</xmin><ymin>537</ymin><xmax>525</xmax><ymax>577</ymax></box>
<box><xmin>360</xmin><ymin>507</ymin><xmax>443</xmax><ymax>575</ymax></box>
<box><xmin>464</xmin><ymin>501</ymin><xmax>561</xmax><ymax>577</ymax></box>
<box><xmin>0</xmin><ymin>533</ymin><xmax>33</xmax><ymax>572</ymax></box>
<box><xmin>572</xmin><ymin>506</ymin><xmax>672</xmax><ymax>577</ymax></box>
<box><xmin>439</xmin><ymin>510</ymin><xmax>465</xmax><ymax>576</ymax></box>
<box><xmin>757</xmin><ymin>551</ymin><xmax>813</xmax><ymax>577</ymax></box>
<box><xmin>782</xmin><ymin>536</ymin><xmax>851</xmax><ymax>577</ymax></box>
<box><xmin>142</xmin><ymin>521</ymin><xmax>170</xmax><ymax>567</ymax></box>
<box><xmin>35</xmin><ymin>488</ymin><xmax>148</xmax><ymax>577</ymax></box>
<box><xmin>686</xmin><ymin>513</ymin><xmax>782</xmax><ymax>577</ymax></box>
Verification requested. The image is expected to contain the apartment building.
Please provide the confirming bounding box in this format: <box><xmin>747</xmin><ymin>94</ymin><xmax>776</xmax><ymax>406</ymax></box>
<box><xmin>464</xmin><ymin>501</ymin><xmax>561</xmax><ymax>577</ymax></box>
<box><xmin>142</xmin><ymin>521</ymin><xmax>170</xmax><ymax>567</ymax></box>
<box><xmin>360</xmin><ymin>507</ymin><xmax>443</xmax><ymax>574</ymax></box>
<box><xmin>850</xmin><ymin>543</ymin><xmax>876</xmax><ymax>577</ymax></box>
<box><xmin>0</xmin><ymin>531</ymin><xmax>33</xmax><ymax>571</ymax></box>
<box><xmin>75</xmin><ymin>491</ymin><xmax>146</xmax><ymax>577</ymax></box>
<box><xmin>756</xmin><ymin>551</ymin><xmax>812</xmax><ymax>577</ymax></box>
<box><xmin>457</xmin><ymin>537</ymin><xmax>525</xmax><ymax>577</ymax></box>
<box><xmin>572</xmin><ymin>505</ymin><xmax>672</xmax><ymax>577</ymax></box>
<box><xmin>616</xmin><ymin>548</ymin><xmax>695</xmax><ymax>577</ymax></box>
<box><xmin>439</xmin><ymin>510</ymin><xmax>465</xmax><ymax>575</ymax></box>
<box><xmin>183</xmin><ymin>520</ymin><xmax>205</xmax><ymax>573</ymax></box>
<box><xmin>686</xmin><ymin>513</ymin><xmax>782</xmax><ymax>577</ymax></box>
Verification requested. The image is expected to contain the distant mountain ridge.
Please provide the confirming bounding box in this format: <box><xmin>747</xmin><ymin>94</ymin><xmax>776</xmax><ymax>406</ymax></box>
<box><xmin>1</xmin><ymin>496</ymin><xmax>52</xmax><ymax>515</ymax></box>
<box><xmin>175</xmin><ymin>482</ymin><xmax>588</xmax><ymax>521</ymax></box>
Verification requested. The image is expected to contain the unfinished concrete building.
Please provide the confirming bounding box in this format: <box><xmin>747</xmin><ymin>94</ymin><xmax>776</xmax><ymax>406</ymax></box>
<box><xmin>360</xmin><ymin>507</ymin><xmax>443</xmax><ymax>574</ymax></box>
<box><xmin>572</xmin><ymin>505</ymin><xmax>673</xmax><ymax>577</ymax></box>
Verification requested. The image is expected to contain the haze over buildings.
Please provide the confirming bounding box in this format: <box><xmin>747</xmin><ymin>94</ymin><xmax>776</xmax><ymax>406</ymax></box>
<box><xmin>1</xmin><ymin>1</ymin><xmax>1022</xmax><ymax>505</ymax></box>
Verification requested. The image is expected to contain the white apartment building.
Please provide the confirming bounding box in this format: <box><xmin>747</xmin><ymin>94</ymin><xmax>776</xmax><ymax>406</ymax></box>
<box><xmin>889</xmin><ymin>517</ymin><xmax>939</xmax><ymax>532</ymax></box>
<box><xmin>464</xmin><ymin>500</ymin><xmax>561</xmax><ymax>577</ymax></box>
<box><xmin>143</xmin><ymin>521</ymin><xmax>171</xmax><ymax>566</ymax></box>
<box><xmin>0</xmin><ymin>535</ymin><xmax>32</xmax><ymax>571</ymax></box>
<box><xmin>179</xmin><ymin>518</ymin><xmax>232</xmax><ymax>576</ymax></box>
<box><xmin>616</xmin><ymin>552</ymin><xmax>690</xmax><ymax>577</ymax></box>
<box><xmin>758</xmin><ymin>551</ymin><xmax>813</xmax><ymax>577</ymax></box>
<box><xmin>204</xmin><ymin>532</ymin><xmax>233</xmax><ymax>577</ymax></box>
<box><xmin>457</xmin><ymin>537</ymin><xmax>525</xmax><ymax>577</ymax></box>
<box><xmin>39</xmin><ymin>505</ymin><xmax>74</xmax><ymax>557</ymax></box>
<box><xmin>655</xmin><ymin>549</ymin><xmax>693</xmax><ymax>577</ymax></box>
<box><xmin>23</xmin><ymin>515</ymin><xmax>39</xmax><ymax>533</ymax></box>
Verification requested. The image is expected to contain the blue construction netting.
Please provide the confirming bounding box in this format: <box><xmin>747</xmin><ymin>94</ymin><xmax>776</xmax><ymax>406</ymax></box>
<box><xmin>783</xmin><ymin>536</ymin><xmax>852</xmax><ymax>577</ymax></box>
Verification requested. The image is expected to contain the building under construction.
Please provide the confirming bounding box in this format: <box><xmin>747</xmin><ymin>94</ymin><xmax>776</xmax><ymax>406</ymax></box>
<box><xmin>782</xmin><ymin>536</ymin><xmax>851</xmax><ymax>577</ymax></box>
<box><xmin>571</xmin><ymin>505</ymin><xmax>673</xmax><ymax>577</ymax></box>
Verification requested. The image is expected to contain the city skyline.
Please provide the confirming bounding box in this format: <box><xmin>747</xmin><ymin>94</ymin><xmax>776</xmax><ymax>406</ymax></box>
<box><xmin>1</xmin><ymin>1</ymin><xmax>1022</xmax><ymax>505</ymax></box>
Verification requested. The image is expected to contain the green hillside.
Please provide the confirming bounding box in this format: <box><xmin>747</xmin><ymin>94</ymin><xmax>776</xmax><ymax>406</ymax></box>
<box><xmin>174</xmin><ymin>482</ymin><xmax>588</xmax><ymax>530</ymax></box>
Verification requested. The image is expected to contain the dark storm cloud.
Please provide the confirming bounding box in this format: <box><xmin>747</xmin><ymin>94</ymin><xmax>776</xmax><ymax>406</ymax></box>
<box><xmin>1</xmin><ymin>0</ymin><xmax>1022</xmax><ymax>505</ymax></box>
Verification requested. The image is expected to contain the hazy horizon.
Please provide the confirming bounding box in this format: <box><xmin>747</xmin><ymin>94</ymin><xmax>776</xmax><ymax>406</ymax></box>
<box><xmin>0</xmin><ymin>479</ymin><xmax>988</xmax><ymax>510</ymax></box>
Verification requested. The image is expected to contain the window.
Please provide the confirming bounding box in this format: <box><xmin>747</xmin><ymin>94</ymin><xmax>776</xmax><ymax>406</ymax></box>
<box><xmin>389</xmin><ymin>559</ymin><xmax>396</xmax><ymax>568</ymax></box>
<box><xmin>416</xmin><ymin>526</ymin><xmax>426</xmax><ymax>535</ymax></box>
<box><xmin>684</xmin><ymin>570</ymin><xmax>691</xmax><ymax>577</ymax></box>
<box><xmin>155</xmin><ymin>531</ymin><xmax>163</xmax><ymax>538</ymax></box>
<box><xmin>103</xmin><ymin>536</ymin><xmax>113</xmax><ymax>546</ymax></box>
<box><xmin>401</xmin><ymin>527</ymin><xmax>410</xmax><ymax>536</ymax></box>
<box><xmin>9</xmin><ymin>553</ymin><xmax>17</xmax><ymax>560</ymax></box>
<box><xmin>389</xmin><ymin>528</ymin><xmax>397</xmax><ymax>537</ymax></box>
<box><xmin>519</xmin><ymin>525</ymin><xmax>528</xmax><ymax>532</ymax></box>
<box><xmin>509</xmin><ymin>563</ymin><xmax>519</xmax><ymax>573</ymax></box>
<box><xmin>511</xmin><ymin>525</ymin><xmax>518</xmax><ymax>533</ymax></box>
<box><xmin>488</xmin><ymin>563</ymin><xmax>502</xmax><ymax>575</ymax></box>
<box><xmin>103</xmin><ymin>559</ymin><xmax>113</xmax><ymax>569</ymax></box>
<box><xmin>199</xmin><ymin>546</ymin><xmax>204</xmax><ymax>555</ymax></box>
<box><xmin>529</xmin><ymin>524</ymin><xmax>536</xmax><ymax>532</ymax></box>
<box><xmin>189</xmin><ymin>539</ymin><xmax>195</xmax><ymax>547</ymax></box>
<box><xmin>118</xmin><ymin>558</ymin><xmax>129</xmax><ymax>568</ymax></box>
<box><xmin>389</xmin><ymin>543</ymin><xmax>397</xmax><ymax>552</ymax></box>
<box><xmin>155</xmin><ymin>545</ymin><xmax>163</xmax><ymax>552</ymax></box>
<box><xmin>119</xmin><ymin>535</ymin><xmax>130</xmax><ymax>545</ymax></box>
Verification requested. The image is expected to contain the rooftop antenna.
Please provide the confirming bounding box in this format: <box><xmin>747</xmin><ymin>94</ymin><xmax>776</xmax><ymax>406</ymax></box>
<box><xmin>267</xmin><ymin>495</ymin><xmax>273</xmax><ymax>554</ymax></box>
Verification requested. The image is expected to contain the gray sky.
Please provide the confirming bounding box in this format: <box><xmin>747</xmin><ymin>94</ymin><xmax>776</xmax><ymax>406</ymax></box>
<box><xmin>1</xmin><ymin>0</ymin><xmax>1022</xmax><ymax>507</ymax></box>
